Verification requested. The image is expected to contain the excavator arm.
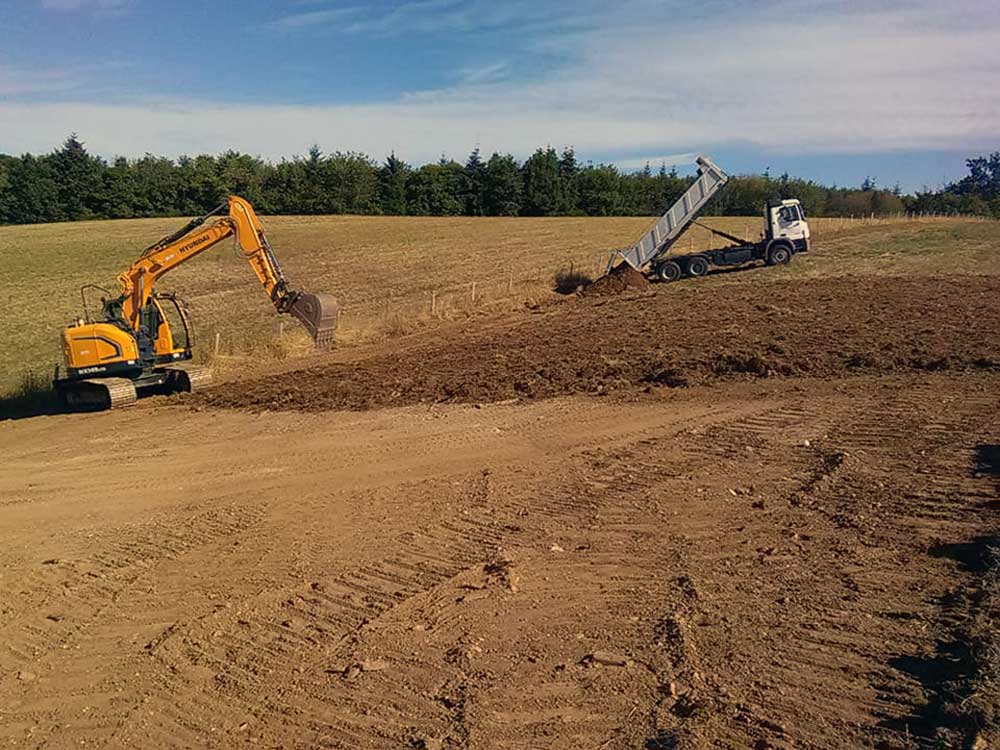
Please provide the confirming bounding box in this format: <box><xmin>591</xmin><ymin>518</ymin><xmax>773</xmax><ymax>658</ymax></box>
<box><xmin>115</xmin><ymin>196</ymin><xmax>337</xmax><ymax>345</ymax></box>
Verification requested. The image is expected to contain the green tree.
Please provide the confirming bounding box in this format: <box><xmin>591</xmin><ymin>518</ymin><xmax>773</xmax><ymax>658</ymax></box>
<box><xmin>461</xmin><ymin>147</ymin><xmax>487</xmax><ymax>216</ymax></box>
<box><xmin>621</xmin><ymin>163</ymin><xmax>661</xmax><ymax>215</ymax></box>
<box><xmin>576</xmin><ymin>164</ymin><xmax>622</xmax><ymax>216</ymax></box>
<box><xmin>558</xmin><ymin>147</ymin><xmax>579</xmax><ymax>214</ymax></box>
<box><xmin>262</xmin><ymin>158</ymin><xmax>307</xmax><ymax>214</ymax></box>
<box><xmin>100</xmin><ymin>156</ymin><xmax>138</xmax><ymax>218</ymax></box>
<box><xmin>378</xmin><ymin>152</ymin><xmax>411</xmax><ymax>215</ymax></box>
<box><xmin>4</xmin><ymin>153</ymin><xmax>62</xmax><ymax>223</ymax></box>
<box><xmin>656</xmin><ymin>164</ymin><xmax>688</xmax><ymax>212</ymax></box>
<box><xmin>483</xmin><ymin>153</ymin><xmax>522</xmax><ymax>216</ymax></box>
<box><xmin>406</xmin><ymin>161</ymin><xmax>463</xmax><ymax>216</ymax></box>
<box><xmin>130</xmin><ymin>154</ymin><xmax>182</xmax><ymax>216</ymax></box>
<box><xmin>176</xmin><ymin>155</ymin><xmax>224</xmax><ymax>213</ymax></box>
<box><xmin>217</xmin><ymin>151</ymin><xmax>266</xmax><ymax>207</ymax></box>
<box><xmin>322</xmin><ymin>151</ymin><xmax>379</xmax><ymax>214</ymax></box>
<box><xmin>51</xmin><ymin>134</ymin><xmax>105</xmax><ymax>220</ymax></box>
<box><xmin>521</xmin><ymin>147</ymin><xmax>562</xmax><ymax>216</ymax></box>
<box><xmin>0</xmin><ymin>155</ymin><xmax>14</xmax><ymax>222</ymax></box>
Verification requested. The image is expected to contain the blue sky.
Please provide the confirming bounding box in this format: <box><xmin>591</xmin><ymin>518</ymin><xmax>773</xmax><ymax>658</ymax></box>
<box><xmin>0</xmin><ymin>0</ymin><xmax>997</xmax><ymax>191</ymax></box>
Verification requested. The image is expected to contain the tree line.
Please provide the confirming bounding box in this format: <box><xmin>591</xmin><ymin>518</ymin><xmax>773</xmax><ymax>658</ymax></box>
<box><xmin>0</xmin><ymin>135</ymin><xmax>996</xmax><ymax>225</ymax></box>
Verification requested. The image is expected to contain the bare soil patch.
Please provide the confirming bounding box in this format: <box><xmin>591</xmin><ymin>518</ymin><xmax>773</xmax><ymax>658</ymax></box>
<box><xmin>197</xmin><ymin>275</ymin><xmax>1000</xmax><ymax>412</ymax></box>
<box><xmin>2</xmin><ymin>374</ymin><xmax>998</xmax><ymax>748</ymax></box>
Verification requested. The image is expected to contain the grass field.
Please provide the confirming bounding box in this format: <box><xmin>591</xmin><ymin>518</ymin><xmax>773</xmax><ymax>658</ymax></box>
<box><xmin>0</xmin><ymin>213</ymin><xmax>995</xmax><ymax>393</ymax></box>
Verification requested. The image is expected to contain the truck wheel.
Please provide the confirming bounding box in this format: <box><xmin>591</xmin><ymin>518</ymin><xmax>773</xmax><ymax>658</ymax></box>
<box><xmin>686</xmin><ymin>256</ymin><xmax>709</xmax><ymax>277</ymax></box>
<box><xmin>656</xmin><ymin>261</ymin><xmax>682</xmax><ymax>282</ymax></box>
<box><xmin>767</xmin><ymin>245</ymin><xmax>791</xmax><ymax>265</ymax></box>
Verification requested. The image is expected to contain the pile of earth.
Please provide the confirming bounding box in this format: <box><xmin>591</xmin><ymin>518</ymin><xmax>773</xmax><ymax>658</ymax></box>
<box><xmin>195</xmin><ymin>276</ymin><xmax>1000</xmax><ymax>413</ymax></box>
<box><xmin>581</xmin><ymin>263</ymin><xmax>650</xmax><ymax>297</ymax></box>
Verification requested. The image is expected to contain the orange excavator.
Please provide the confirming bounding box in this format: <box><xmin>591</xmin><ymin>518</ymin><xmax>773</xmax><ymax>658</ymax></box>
<box><xmin>53</xmin><ymin>196</ymin><xmax>338</xmax><ymax>410</ymax></box>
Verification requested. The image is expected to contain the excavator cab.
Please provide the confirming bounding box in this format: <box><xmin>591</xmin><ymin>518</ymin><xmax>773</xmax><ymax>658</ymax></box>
<box><xmin>150</xmin><ymin>293</ymin><xmax>194</xmax><ymax>363</ymax></box>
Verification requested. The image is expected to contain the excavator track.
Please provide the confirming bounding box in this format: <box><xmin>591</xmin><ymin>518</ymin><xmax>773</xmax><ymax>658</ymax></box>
<box><xmin>164</xmin><ymin>365</ymin><xmax>213</xmax><ymax>394</ymax></box>
<box><xmin>59</xmin><ymin>377</ymin><xmax>138</xmax><ymax>411</ymax></box>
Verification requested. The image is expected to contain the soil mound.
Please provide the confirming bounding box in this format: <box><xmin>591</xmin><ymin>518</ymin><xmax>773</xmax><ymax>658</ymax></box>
<box><xmin>196</xmin><ymin>276</ymin><xmax>1000</xmax><ymax>413</ymax></box>
<box><xmin>581</xmin><ymin>263</ymin><xmax>650</xmax><ymax>297</ymax></box>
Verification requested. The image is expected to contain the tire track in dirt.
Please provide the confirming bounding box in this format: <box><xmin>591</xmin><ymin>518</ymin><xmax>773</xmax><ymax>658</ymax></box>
<box><xmin>106</xmin><ymin>472</ymin><xmax>573</xmax><ymax>749</ymax></box>
<box><xmin>90</xmin><ymin>403</ymin><xmax>770</xmax><ymax>749</ymax></box>
<box><xmin>244</xmin><ymin>399</ymin><xmax>844</xmax><ymax>749</ymax></box>
<box><xmin>0</xmin><ymin>501</ymin><xmax>267</xmax><ymax>749</ymax></box>
<box><xmin>3</xmin><ymin>376</ymin><xmax>997</xmax><ymax>749</ymax></box>
<box><xmin>645</xmin><ymin>381</ymin><xmax>1000</xmax><ymax>749</ymax></box>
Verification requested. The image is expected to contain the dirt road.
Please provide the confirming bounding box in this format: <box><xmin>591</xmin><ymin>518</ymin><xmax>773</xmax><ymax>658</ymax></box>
<box><xmin>2</xmin><ymin>370</ymin><xmax>998</xmax><ymax>749</ymax></box>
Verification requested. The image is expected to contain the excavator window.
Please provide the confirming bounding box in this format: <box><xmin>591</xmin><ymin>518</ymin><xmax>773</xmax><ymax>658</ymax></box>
<box><xmin>157</xmin><ymin>296</ymin><xmax>191</xmax><ymax>352</ymax></box>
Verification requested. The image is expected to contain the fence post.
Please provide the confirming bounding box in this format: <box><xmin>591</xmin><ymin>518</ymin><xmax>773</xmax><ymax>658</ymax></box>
<box><xmin>431</xmin><ymin>290</ymin><xmax>437</xmax><ymax>316</ymax></box>
<box><xmin>214</xmin><ymin>332</ymin><xmax>221</xmax><ymax>356</ymax></box>
<box><xmin>471</xmin><ymin>281</ymin><xmax>477</xmax><ymax>303</ymax></box>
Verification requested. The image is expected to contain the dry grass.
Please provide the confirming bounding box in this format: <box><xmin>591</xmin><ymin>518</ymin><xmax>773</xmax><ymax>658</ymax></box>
<box><xmin>0</xmin><ymin>369</ymin><xmax>57</xmax><ymax>420</ymax></box>
<box><xmin>553</xmin><ymin>265</ymin><xmax>594</xmax><ymax>294</ymax></box>
<box><xmin>0</xmin><ymin>213</ymin><xmax>995</xmax><ymax>393</ymax></box>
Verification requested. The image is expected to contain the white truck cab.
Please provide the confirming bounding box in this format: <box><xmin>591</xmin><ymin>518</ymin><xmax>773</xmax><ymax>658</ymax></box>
<box><xmin>767</xmin><ymin>199</ymin><xmax>810</xmax><ymax>253</ymax></box>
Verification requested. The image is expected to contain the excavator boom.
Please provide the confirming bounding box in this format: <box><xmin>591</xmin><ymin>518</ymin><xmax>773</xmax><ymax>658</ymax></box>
<box><xmin>118</xmin><ymin>196</ymin><xmax>338</xmax><ymax>346</ymax></box>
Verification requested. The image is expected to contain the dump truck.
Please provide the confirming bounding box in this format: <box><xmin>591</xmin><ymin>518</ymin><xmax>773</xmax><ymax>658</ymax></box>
<box><xmin>609</xmin><ymin>155</ymin><xmax>811</xmax><ymax>281</ymax></box>
<box><xmin>54</xmin><ymin>196</ymin><xmax>338</xmax><ymax>410</ymax></box>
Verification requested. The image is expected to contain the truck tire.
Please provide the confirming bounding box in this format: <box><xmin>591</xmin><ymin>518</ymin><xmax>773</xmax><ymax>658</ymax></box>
<box><xmin>656</xmin><ymin>261</ymin><xmax>682</xmax><ymax>282</ymax></box>
<box><xmin>686</xmin><ymin>256</ymin><xmax>709</xmax><ymax>277</ymax></box>
<box><xmin>767</xmin><ymin>244</ymin><xmax>791</xmax><ymax>266</ymax></box>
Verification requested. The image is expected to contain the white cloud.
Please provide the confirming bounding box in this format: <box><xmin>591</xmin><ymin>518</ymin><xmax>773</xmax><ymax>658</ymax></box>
<box><xmin>457</xmin><ymin>62</ymin><xmax>510</xmax><ymax>85</ymax></box>
<box><xmin>273</xmin><ymin>7</ymin><xmax>364</xmax><ymax>29</ymax></box>
<box><xmin>0</xmin><ymin>65</ymin><xmax>80</xmax><ymax>97</ymax></box>
<box><xmin>617</xmin><ymin>154</ymin><xmax>701</xmax><ymax>171</ymax></box>
<box><xmin>273</xmin><ymin>0</ymin><xmax>612</xmax><ymax>36</ymax></box>
<box><xmin>4</xmin><ymin>0</ymin><xmax>999</xmax><ymax>162</ymax></box>
<box><xmin>40</xmin><ymin>0</ymin><xmax>128</xmax><ymax>10</ymax></box>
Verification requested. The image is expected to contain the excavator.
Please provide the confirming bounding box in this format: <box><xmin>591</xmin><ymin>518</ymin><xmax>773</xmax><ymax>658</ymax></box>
<box><xmin>53</xmin><ymin>196</ymin><xmax>338</xmax><ymax>410</ymax></box>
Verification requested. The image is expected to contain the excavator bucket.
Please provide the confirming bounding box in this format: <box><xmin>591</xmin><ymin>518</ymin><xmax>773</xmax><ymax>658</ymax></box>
<box><xmin>287</xmin><ymin>291</ymin><xmax>339</xmax><ymax>348</ymax></box>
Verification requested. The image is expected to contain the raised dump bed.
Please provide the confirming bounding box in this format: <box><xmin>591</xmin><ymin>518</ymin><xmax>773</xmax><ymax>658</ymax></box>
<box><xmin>617</xmin><ymin>155</ymin><xmax>730</xmax><ymax>270</ymax></box>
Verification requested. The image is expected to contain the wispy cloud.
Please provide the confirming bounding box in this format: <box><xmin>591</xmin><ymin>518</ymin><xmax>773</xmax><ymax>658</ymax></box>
<box><xmin>273</xmin><ymin>0</ymin><xmax>604</xmax><ymax>36</ymax></box>
<box><xmin>457</xmin><ymin>62</ymin><xmax>510</xmax><ymax>85</ymax></box>
<box><xmin>0</xmin><ymin>65</ymin><xmax>80</xmax><ymax>97</ymax></box>
<box><xmin>40</xmin><ymin>0</ymin><xmax>128</xmax><ymax>10</ymax></box>
<box><xmin>273</xmin><ymin>6</ymin><xmax>364</xmax><ymax>29</ymax></box>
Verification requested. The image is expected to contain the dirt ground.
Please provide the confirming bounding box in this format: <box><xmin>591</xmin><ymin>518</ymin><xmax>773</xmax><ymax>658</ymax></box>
<box><xmin>197</xmin><ymin>275</ymin><xmax>1000</xmax><ymax>412</ymax></box>
<box><xmin>2</xmin><ymin>265</ymin><xmax>1000</xmax><ymax>749</ymax></box>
